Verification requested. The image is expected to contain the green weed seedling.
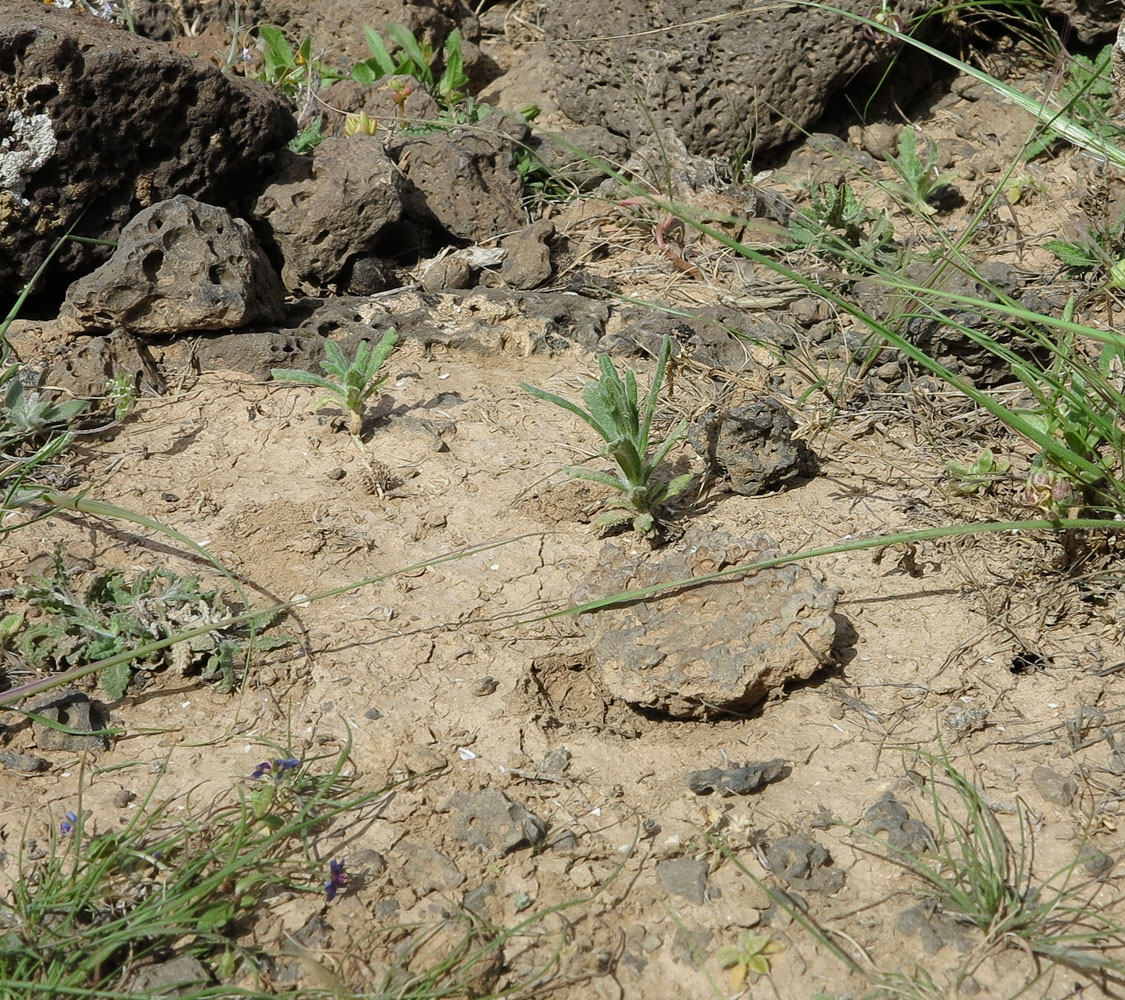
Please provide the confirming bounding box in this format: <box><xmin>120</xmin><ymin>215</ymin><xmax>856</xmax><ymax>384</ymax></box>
<box><xmin>104</xmin><ymin>371</ymin><xmax>137</xmax><ymax>423</ymax></box>
<box><xmin>255</xmin><ymin>22</ymin><xmax>469</xmax><ymax>111</ymax></box>
<box><xmin>715</xmin><ymin>930</ymin><xmax>782</xmax><ymax>991</ymax></box>
<box><xmin>882</xmin><ymin>127</ymin><xmax>958</xmax><ymax>215</ymax></box>
<box><xmin>13</xmin><ymin>554</ymin><xmax>290</xmax><ymax>698</ymax></box>
<box><xmin>254</xmin><ymin>25</ymin><xmax>320</xmax><ymax>102</ymax></box>
<box><xmin>354</xmin><ymin>24</ymin><xmax>470</xmax><ymax>106</ymax></box>
<box><xmin>943</xmin><ymin>448</ymin><xmax>1011</xmax><ymax>496</ymax></box>
<box><xmin>0</xmin><ymin>367</ymin><xmax>86</xmax><ymax>522</ymax></box>
<box><xmin>1045</xmin><ymin>212</ymin><xmax>1125</xmax><ymax>286</ymax></box>
<box><xmin>788</xmin><ymin>181</ymin><xmax>897</xmax><ymax>268</ymax></box>
<box><xmin>271</xmin><ymin>328</ymin><xmax>398</xmax><ymax>438</ymax></box>
<box><xmin>288</xmin><ymin>114</ymin><xmax>325</xmax><ymax>153</ymax></box>
<box><xmin>1025</xmin><ymin>44</ymin><xmax>1122</xmax><ymax>161</ymax></box>
<box><xmin>522</xmin><ymin>336</ymin><xmax>690</xmax><ymax>535</ymax></box>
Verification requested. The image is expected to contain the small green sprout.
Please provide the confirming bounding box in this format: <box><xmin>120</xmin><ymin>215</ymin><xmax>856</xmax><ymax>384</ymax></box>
<box><xmin>715</xmin><ymin>931</ymin><xmax>782</xmax><ymax>990</ymax></box>
<box><xmin>943</xmin><ymin>448</ymin><xmax>1010</xmax><ymax>496</ymax></box>
<box><xmin>788</xmin><ymin>181</ymin><xmax>897</xmax><ymax>267</ymax></box>
<box><xmin>521</xmin><ymin>336</ymin><xmax>690</xmax><ymax>534</ymax></box>
<box><xmin>1045</xmin><ymin>212</ymin><xmax>1125</xmax><ymax>285</ymax></box>
<box><xmin>0</xmin><ymin>367</ymin><xmax>87</xmax><ymax>449</ymax></box>
<box><xmin>289</xmin><ymin>115</ymin><xmax>325</xmax><ymax>154</ymax></box>
<box><xmin>104</xmin><ymin>371</ymin><xmax>136</xmax><ymax>422</ymax></box>
<box><xmin>882</xmin><ymin>127</ymin><xmax>957</xmax><ymax>215</ymax></box>
<box><xmin>271</xmin><ymin>329</ymin><xmax>398</xmax><ymax>437</ymax></box>
<box><xmin>1024</xmin><ymin>44</ymin><xmax>1122</xmax><ymax>162</ymax></box>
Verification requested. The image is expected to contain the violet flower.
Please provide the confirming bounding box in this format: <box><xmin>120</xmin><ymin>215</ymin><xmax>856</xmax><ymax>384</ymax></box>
<box><xmin>251</xmin><ymin>757</ymin><xmax>301</xmax><ymax>781</ymax></box>
<box><xmin>324</xmin><ymin>858</ymin><xmax>348</xmax><ymax>901</ymax></box>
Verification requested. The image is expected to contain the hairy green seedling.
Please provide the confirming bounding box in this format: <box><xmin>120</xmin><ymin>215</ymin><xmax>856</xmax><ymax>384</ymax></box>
<box><xmin>104</xmin><ymin>371</ymin><xmax>136</xmax><ymax>423</ymax></box>
<box><xmin>271</xmin><ymin>329</ymin><xmax>398</xmax><ymax>437</ymax></box>
<box><xmin>522</xmin><ymin>336</ymin><xmax>690</xmax><ymax>534</ymax></box>
<box><xmin>0</xmin><ymin>368</ymin><xmax>87</xmax><ymax>450</ymax></box>
<box><xmin>882</xmin><ymin>127</ymin><xmax>958</xmax><ymax>215</ymax></box>
<box><xmin>715</xmin><ymin>931</ymin><xmax>782</xmax><ymax>990</ymax></box>
<box><xmin>1045</xmin><ymin>212</ymin><xmax>1125</xmax><ymax>286</ymax></box>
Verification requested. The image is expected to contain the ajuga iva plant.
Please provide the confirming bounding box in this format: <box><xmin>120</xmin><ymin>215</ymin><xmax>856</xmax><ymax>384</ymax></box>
<box><xmin>13</xmin><ymin>553</ymin><xmax>291</xmax><ymax>698</ymax></box>
<box><xmin>271</xmin><ymin>328</ymin><xmax>398</xmax><ymax>437</ymax></box>
<box><xmin>522</xmin><ymin>336</ymin><xmax>690</xmax><ymax>534</ymax></box>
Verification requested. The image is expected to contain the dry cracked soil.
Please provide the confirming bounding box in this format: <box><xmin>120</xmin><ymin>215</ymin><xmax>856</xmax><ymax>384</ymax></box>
<box><xmin>3</xmin><ymin>2</ymin><xmax>1125</xmax><ymax>998</ymax></box>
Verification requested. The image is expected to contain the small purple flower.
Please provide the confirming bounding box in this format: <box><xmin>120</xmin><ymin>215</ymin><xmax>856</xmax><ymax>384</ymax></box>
<box><xmin>324</xmin><ymin>858</ymin><xmax>348</xmax><ymax>902</ymax></box>
<box><xmin>60</xmin><ymin>811</ymin><xmax>78</xmax><ymax>835</ymax></box>
<box><xmin>251</xmin><ymin>757</ymin><xmax>301</xmax><ymax>781</ymax></box>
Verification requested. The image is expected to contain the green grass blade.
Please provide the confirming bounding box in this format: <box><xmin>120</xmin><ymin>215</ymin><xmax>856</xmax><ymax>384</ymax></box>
<box><xmin>508</xmin><ymin>518</ymin><xmax>1124</xmax><ymax>627</ymax></box>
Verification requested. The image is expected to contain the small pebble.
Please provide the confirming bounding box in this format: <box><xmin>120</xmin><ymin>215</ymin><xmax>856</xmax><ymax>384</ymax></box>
<box><xmin>326</xmin><ymin>467</ymin><xmax>346</xmax><ymax>481</ymax></box>
<box><xmin>1031</xmin><ymin>764</ymin><xmax>1076</xmax><ymax>806</ymax></box>
<box><xmin>0</xmin><ymin>751</ymin><xmax>50</xmax><ymax>773</ymax></box>
<box><xmin>364</xmin><ymin>707</ymin><xmax>384</xmax><ymax>721</ymax></box>
<box><xmin>1080</xmin><ymin>846</ymin><xmax>1114</xmax><ymax>879</ymax></box>
<box><xmin>470</xmin><ymin>676</ymin><xmax>498</xmax><ymax>697</ymax></box>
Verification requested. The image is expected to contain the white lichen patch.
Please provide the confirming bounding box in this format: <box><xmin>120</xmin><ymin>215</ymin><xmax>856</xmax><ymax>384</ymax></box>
<box><xmin>0</xmin><ymin>110</ymin><xmax>58</xmax><ymax>204</ymax></box>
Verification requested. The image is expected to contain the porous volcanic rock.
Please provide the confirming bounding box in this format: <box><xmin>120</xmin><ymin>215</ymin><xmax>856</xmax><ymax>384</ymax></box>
<box><xmin>540</xmin><ymin>0</ymin><xmax>941</xmax><ymax>159</ymax></box>
<box><xmin>252</xmin><ymin>136</ymin><xmax>405</xmax><ymax>293</ymax></box>
<box><xmin>59</xmin><ymin>196</ymin><xmax>285</xmax><ymax>335</ymax></box>
<box><xmin>576</xmin><ymin>527</ymin><xmax>838</xmax><ymax>718</ymax></box>
<box><xmin>0</xmin><ymin>0</ymin><xmax>294</xmax><ymax>292</ymax></box>
<box><xmin>690</xmin><ymin>399</ymin><xmax>815</xmax><ymax>496</ymax></box>
<box><xmin>392</xmin><ymin>127</ymin><xmax>525</xmax><ymax>243</ymax></box>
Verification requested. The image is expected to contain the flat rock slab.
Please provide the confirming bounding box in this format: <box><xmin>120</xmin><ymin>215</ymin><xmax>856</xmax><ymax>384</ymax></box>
<box><xmin>447</xmin><ymin>787</ymin><xmax>546</xmax><ymax>857</ymax></box>
<box><xmin>656</xmin><ymin>857</ymin><xmax>709</xmax><ymax>904</ymax></box>
<box><xmin>863</xmin><ymin>792</ymin><xmax>936</xmax><ymax>854</ymax></box>
<box><xmin>27</xmin><ymin>689</ymin><xmax>107</xmax><ymax>752</ymax></box>
<box><xmin>60</xmin><ymin>196</ymin><xmax>285</xmax><ymax>335</ymax></box>
<box><xmin>765</xmin><ymin>833</ymin><xmax>846</xmax><ymax>894</ymax></box>
<box><xmin>686</xmin><ymin>758</ymin><xmax>789</xmax><ymax>796</ymax></box>
<box><xmin>576</xmin><ymin>527</ymin><xmax>838</xmax><ymax>718</ymax></box>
